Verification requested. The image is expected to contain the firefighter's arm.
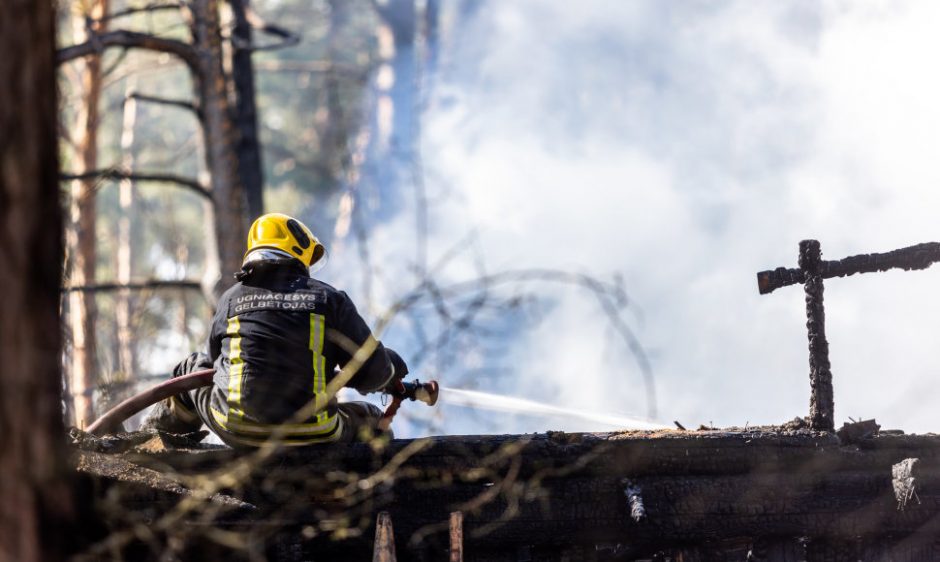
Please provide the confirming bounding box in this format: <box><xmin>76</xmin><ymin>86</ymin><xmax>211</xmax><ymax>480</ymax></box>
<box><xmin>330</xmin><ymin>291</ymin><xmax>400</xmax><ymax>394</ymax></box>
<box><xmin>383</xmin><ymin>348</ymin><xmax>409</xmax><ymax>390</ymax></box>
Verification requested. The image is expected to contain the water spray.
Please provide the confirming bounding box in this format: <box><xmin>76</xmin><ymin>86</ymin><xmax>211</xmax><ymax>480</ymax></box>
<box><xmin>439</xmin><ymin>387</ymin><xmax>670</xmax><ymax>431</ymax></box>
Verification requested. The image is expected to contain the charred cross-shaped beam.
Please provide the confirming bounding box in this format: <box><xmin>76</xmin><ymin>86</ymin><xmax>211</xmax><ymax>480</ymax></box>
<box><xmin>757</xmin><ymin>241</ymin><xmax>940</xmax><ymax>432</ymax></box>
<box><xmin>757</xmin><ymin>242</ymin><xmax>940</xmax><ymax>295</ymax></box>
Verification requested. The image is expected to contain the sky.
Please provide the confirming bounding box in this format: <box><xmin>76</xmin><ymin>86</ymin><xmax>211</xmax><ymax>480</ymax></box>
<box><xmin>332</xmin><ymin>0</ymin><xmax>940</xmax><ymax>436</ymax></box>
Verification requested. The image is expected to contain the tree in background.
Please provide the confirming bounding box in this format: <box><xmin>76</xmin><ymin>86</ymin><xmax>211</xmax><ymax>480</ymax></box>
<box><xmin>56</xmin><ymin>0</ymin><xmax>383</xmax><ymax>426</ymax></box>
<box><xmin>55</xmin><ymin>0</ymin><xmax>655</xmax><ymax>435</ymax></box>
<box><xmin>57</xmin><ymin>0</ymin><xmax>263</xmax><ymax>424</ymax></box>
<box><xmin>63</xmin><ymin>0</ymin><xmax>109</xmax><ymax>428</ymax></box>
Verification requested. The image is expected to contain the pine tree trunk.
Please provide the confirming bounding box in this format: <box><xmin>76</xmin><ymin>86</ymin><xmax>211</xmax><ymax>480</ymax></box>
<box><xmin>229</xmin><ymin>0</ymin><xmax>265</xmax><ymax>219</ymax></box>
<box><xmin>0</xmin><ymin>0</ymin><xmax>77</xmax><ymax>558</ymax></box>
<box><xmin>115</xmin><ymin>76</ymin><xmax>138</xmax><ymax>390</ymax></box>
<box><xmin>66</xmin><ymin>0</ymin><xmax>110</xmax><ymax>427</ymax></box>
<box><xmin>188</xmin><ymin>0</ymin><xmax>247</xmax><ymax>294</ymax></box>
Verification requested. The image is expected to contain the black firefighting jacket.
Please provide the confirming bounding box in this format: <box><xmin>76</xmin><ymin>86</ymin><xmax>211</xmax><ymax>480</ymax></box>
<box><xmin>203</xmin><ymin>259</ymin><xmax>397</xmax><ymax>443</ymax></box>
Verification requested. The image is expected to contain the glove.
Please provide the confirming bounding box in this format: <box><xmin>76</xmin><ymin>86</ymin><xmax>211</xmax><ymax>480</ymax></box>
<box><xmin>386</xmin><ymin>348</ymin><xmax>409</xmax><ymax>379</ymax></box>
<box><xmin>383</xmin><ymin>349</ymin><xmax>409</xmax><ymax>393</ymax></box>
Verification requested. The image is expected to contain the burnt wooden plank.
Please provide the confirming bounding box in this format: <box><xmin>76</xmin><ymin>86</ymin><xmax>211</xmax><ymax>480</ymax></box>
<box><xmin>757</xmin><ymin>242</ymin><xmax>940</xmax><ymax>295</ymax></box>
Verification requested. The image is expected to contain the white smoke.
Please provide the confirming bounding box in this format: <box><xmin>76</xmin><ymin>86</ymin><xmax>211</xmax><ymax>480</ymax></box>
<box><xmin>329</xmin><ymin>1</ymin><xmax>940</xmax><ymax>436</ymax></box>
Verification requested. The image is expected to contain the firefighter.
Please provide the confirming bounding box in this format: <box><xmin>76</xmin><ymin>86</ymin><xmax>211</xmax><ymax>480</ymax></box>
<box><xmin>143</xmin><ymin>213</ymin><xmax>407</xmax><ymax>446</ymax></box>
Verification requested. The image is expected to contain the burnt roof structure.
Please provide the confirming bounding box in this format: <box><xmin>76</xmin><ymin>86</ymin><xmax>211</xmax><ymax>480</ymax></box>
<box><xmin>71</xmin><ymin>240</ymin><xmax>940</xmax><ymax>561</ymax></box>
<box><xmin>73</xmin><ymin>424</ymin><xmax>940</xmax><ymax>561</ymax></box>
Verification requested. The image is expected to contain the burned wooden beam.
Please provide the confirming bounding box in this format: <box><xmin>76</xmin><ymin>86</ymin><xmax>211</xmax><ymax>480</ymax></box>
<box><xmin>800</xmin><ymin>240</ymin><xmax>835</xmax><ymax>432</ymax></box>
<box><xmin>757</xmin><ymin>241</ymin><xmax>940</xmax><ymax>295</ymax></box>
<box><xmin>73</xmin><ymin>429</ymin><xmax>940</xmax><ymax>560</ymax></box>
<box><xmin>621</xmin><ymin>479</ymin><xmax>646</xmax><ymax>522</ymax></box>
<box><xmin>838</xmin><ymin>419</ymin><xmax>881</xmax><ymax>444</ymax></box>
<box><xmin>449</xmin><ymin>511</ymin><xmax>463</xmax><ymax>562</ymax></box>
<box><xmin>893</xmin><ymin>458</ymin><xmax>921</xmax><ymax>511</ymax></box>
<box><xmin>759</xmin><ymin>239</ymin><xmax>940</xmax><ymax>433</ymax></box>
<box><xmin>373</xmin><ymin>511</ymin><xmax>396</xmax><ymax>562</ymax></box>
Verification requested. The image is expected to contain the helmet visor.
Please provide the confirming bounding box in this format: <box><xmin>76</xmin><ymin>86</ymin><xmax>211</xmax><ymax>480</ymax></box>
<box><xmin>308</xmin><ymin>246</ymin><xmax>329</xmax><ymax>276</ymax></box>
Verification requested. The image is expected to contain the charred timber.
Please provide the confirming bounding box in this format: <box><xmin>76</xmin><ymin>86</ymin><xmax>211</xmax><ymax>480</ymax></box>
<box><xmin>118</xmin><ymin>430</ymin><xmax>940</xmax><ymax>478</ymax></box>
<box><xmin>756</xmin><ymin>241</ymin><xmax>940</xmax><ymax>295</ymax></box>
<box><xmin>73</xmin><ymin>429</ymin><xmax>940</xmax><ymax>560</ymax></box>
<box><xmin>73</xmin><ymin>430</ymin><xmax>940</xmax><ymax>560</ymax></box>
<box><xmin>800</xmin><ymin>240</ymin><xmax>834</xmax><ymax>432</ymax></box>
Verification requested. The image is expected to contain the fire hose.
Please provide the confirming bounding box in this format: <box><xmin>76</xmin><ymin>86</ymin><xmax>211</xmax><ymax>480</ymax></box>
<box><xmin>85</xmin><ymin>369</ymin><xmax>439</xmax><ymax>437</ymax></box>
<box><xmin>85</xmin><ymin>369</ymin><xmax>215</xmax><ymax>436</ymax></box>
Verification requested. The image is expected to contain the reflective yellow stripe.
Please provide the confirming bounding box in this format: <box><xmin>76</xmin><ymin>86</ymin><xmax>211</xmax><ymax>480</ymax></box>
<box><xmin>226</xmin><ymin>316</ymin><xmax>245</xmax><ymax>420</ymax></box>
<box><xmin>210</xmin><ymin>407</ymin><xmax>342</xmax><ymax>441</ymax></box>
<box><xmin>309</xmin><ymin>313</ymin><xmax>330</xmax><ymax>424</ymax></box>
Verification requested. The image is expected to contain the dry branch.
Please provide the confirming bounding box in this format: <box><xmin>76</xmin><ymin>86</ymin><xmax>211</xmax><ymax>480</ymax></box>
<box><xmin>228</xmin><ymin>3</ymin><xmax>301</xmax><ymax>53</ymax></box>
<box><xmin>99</xmin><ymin>2</ymin><xmax>183</xmax><ymax>22</ymax></box>
<box><xmin>60</xmin><ymin>169</ymin><xmax>210</xmax><ymax>199</ymax></box>
<box><xmin>61</xmin><ymin>280</ymin><xmax>203</xmax><ymax>293</ymax></box>
<box><xmin>128</xmin><ymin>92</ymin><xmax>201</xmax><ymax>118</ymax></box>
<box><xmin>57</xmin><ymin>29</ymin><xmax>199</xmax><ymax>69</ymax></box>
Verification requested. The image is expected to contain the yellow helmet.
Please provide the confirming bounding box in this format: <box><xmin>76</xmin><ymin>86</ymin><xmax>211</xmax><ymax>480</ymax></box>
<box><xmin>245</xmin><ymin>213</ymin><xmax>325</xmax><ymax>268</ymax></box>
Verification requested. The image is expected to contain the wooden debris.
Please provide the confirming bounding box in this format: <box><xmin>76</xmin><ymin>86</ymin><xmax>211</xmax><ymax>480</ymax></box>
<box><xmin>892</xmin><ymin>458</ymin><xmax>921</xmax><ymax>511</ymax></box>
<box><xmin>74</xmin><ymin>429</ymin><xmax>940</xmax><ymax>560</ymax></box>
<box><xmin>449</xmin><ymin>511</ymin><xmax>463</xmax><ymax>562</ymax></box>
<box><xmin>373</xmin><ymin>511</ymin><xmax>396</xmax><ymax>562</ymax></box>
<box><xmin>838</xmin><ymin>418</ymin><xmax>881</xmax><ymax>444</ymax></box>
<box><xmin>621</xmin><ymin>479</ymin><xmax>646</xmax><ymax>522</ymax></box>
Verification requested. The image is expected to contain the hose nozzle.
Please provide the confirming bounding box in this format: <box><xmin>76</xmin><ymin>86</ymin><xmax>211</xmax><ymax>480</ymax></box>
<box><xmin>396</xmin><ymin>379</ymin><xmax>439</xmax><ymax>407</ymax></box>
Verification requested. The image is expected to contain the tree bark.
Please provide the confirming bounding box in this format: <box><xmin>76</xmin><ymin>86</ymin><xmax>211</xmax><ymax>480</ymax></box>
<box><xmin>188</xmin><ymin>0</ymin><xmax>248</xmax><ymax>294</ymax></box>
<box><xmin>229</xmin><ymin>0</ymin><xmax>265</xmax><ymax>219</ymax></box>
<box><xmin>0</xmin><ymin>1</ymin><xmax>76</xmax><ymax>559</ymax></box>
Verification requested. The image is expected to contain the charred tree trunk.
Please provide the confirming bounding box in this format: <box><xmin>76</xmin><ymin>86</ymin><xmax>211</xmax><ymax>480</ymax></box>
<box><xmin>188</xmin><ymin>0</ymin><xmax>247</xmax><ymax>294</ymax></box>
<box><xmin>229</xmin><ymin>0</ymin><xmax>265</xmax><ymax>219</ymax></box>
<box><xmin>0</xmin><ymin>1</ymin><xmax>77</xmax><ymax>559</ymax></box>
<box><xmin>66</xmin><ymin>0</ymin><xmax>110</xmax><ymax>427</ymax></box>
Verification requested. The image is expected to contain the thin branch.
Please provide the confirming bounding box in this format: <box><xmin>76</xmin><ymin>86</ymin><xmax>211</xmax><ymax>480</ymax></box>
<box><xmin>61</xmin><ymin>280</ymin><xmax>203</xmax><ymax>293</ymax></box>
<box><xmin>57</xmin><ymin>30</ymin><xmax>199</xmax><ymax>70</ymax></box>
<box><xmin>99</xmin><ymin>2</ymin><xmax>183</xmax><ymax>22</ymax></box>
<box><xmin>60</xmin><ymin>169</ymin><xmax>211</xmax><ymax>200</ymax></box>
<box><xmin>402</xmin><ymin>268</ymin><xmax>654</xmax><ymax>417</ymax></box>
<box><xmin>129</xmin><ymin>92</ymin><xmax>202</xmax><ymax>119</ymax></box>
<box><xmin>227</xmin><ymin>5</ymin><xmax>301</xmax><ymax>52</ymax></box>
<box><xmin>231</xmin><ymin>25</ymin><xmax>300</xmax><ymax>52</ymax></box>
<box><xmin>252</xmin><ymin>60</ymin><xmax>369</xmax><ymax>78</ymax></box>
<box><xmin>101</xmin><ymin>48</ymin><xmax>130</xmax><ymax>79</ymax></box>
